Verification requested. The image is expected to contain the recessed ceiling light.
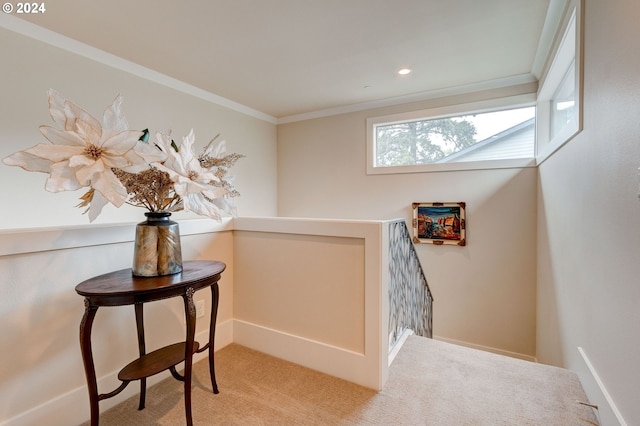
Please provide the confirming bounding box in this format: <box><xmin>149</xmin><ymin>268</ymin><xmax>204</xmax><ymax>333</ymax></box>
<box><xmin>398</xmin><ymin>68</ymin><xmax>412</xmax><ymax>75</ymax></box>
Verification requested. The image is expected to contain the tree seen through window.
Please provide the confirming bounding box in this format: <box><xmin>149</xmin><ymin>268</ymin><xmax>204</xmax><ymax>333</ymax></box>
<box><xmin>375</xmin><ymin>118</ymin><xmax>476</xmax><ymax>166</ymax></box>
<box><xmin>373</xmin><ymin>106</ymin><xmax>535</xmax><ymax>167</ymax></box>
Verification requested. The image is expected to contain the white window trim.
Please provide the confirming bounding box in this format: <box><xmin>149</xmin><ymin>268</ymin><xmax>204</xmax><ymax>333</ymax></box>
<box><xmin>366</xmin><ymin>94</ymin><xmax>537</xmax><ymax>175</ymax></box>
<box><xmin>536</xmin><ymin>0</ymin><xmax>583</xmax><ymax>164</ymax></box>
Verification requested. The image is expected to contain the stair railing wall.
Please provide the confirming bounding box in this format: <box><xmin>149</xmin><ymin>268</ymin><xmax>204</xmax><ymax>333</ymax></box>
<box><xmin>388</xmin><ymin>219</ymin><xmax>434</xmax><ymax>351</ymax></box>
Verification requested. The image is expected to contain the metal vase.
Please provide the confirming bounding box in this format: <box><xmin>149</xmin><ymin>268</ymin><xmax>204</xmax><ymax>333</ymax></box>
<box><xmin>133</xmin><ymin>212</ymin><xmax>183</xmax><ymax>277</ymax></box>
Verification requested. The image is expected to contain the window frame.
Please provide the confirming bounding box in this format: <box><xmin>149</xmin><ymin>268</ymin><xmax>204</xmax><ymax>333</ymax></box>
<box><xmin>366</xmin><ymin>94</ymin><xmax>537</xmax><ymax>175</ymax></box>
<box><xmin>536</xmin><ymin>0</ymin><xmax>582</xmax><ymax>163</ymax></box>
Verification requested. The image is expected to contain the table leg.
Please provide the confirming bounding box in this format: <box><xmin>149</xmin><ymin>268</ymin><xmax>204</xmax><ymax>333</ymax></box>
<box><xmin>134</xmin><ymin>303</ymin><xmax>146</xmax><ymax>410</ymax></box>
<box><xmin>183</xmin><ymin>287</ymin><xmax>196</xmax><ymax>426</ymax></box>
<box><xmin>79</xmin><ymin>299</ymin><xmax>100</xmax><ymax>426</ymax></box>
<box><xmin>209</xmin><ymin>283</ymin><xmax>220</xmax><ymax>393</ymax></box>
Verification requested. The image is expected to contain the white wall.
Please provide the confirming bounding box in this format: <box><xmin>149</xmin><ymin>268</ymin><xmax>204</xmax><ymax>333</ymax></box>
<box><xmin>6</xmin><ymin>2</ymin><xmax>640</xmax><ymax>424</ymax></box>
<box><xmin>536</xmin><ymin>0</ymin><xmax>640</xmax><ymax>424</ymax></box>
<box><xmin>0</xmin><ymin>222</ymin><xmax>236</xmax><ymax>426</ymax></box>
<box><xmin>0</xmin><ymin>214</ymin><xmax>392</xmax><ymax>425</ymax></box>
<box><xmin>0</xmin><ymin>17</ymin><xmax>278</xmax><ymax>426</ymax></box>
<box><xmin>234</xmin><ymin>231</ymin><xmax>366</xmax><ymax>352</ymax></box>
<box><xmin>0</xmin><ymin>19</ymin><xmax>278</xmax><ymax>228</ymax></box>
<box><xmin>277</xmin><ymin>84</ymin><xmax>539</xmax><ymax>360</ymax></box>
<box><xmin>232</xmin><ymin>217</ymin><xmax>389</xmax><ymax>390</ymax></box>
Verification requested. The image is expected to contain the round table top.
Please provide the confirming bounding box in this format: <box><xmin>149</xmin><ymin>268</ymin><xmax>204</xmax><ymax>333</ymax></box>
<box><xmin>75</xmin><ymin>260</ymin><xmax>226</xmax><ymax>306</ymax></box>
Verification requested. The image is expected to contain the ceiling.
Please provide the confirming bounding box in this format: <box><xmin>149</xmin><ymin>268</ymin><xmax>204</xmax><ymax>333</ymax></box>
<box><xmin>14</xmin><ymin>0</ymin><xmax>555</xmax><ymax>121</ymax></box>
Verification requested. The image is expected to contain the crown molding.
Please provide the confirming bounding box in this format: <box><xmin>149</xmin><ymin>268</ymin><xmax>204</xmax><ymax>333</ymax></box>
<box><xmin>277</xmin><ymin>73</ymin><xmax>537</xmax><ymax>124</ymax></box>
<box><xmin>0</xmin><ymin>14</ymin><xmax>278</xmax><ymax>124</ymax></box>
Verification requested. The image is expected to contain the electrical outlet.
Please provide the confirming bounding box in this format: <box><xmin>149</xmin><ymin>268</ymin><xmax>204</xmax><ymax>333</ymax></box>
<box><xmin>195</xmin><ymin>299</ymin><xmax>205</xmax><ymax>318</ymax></box>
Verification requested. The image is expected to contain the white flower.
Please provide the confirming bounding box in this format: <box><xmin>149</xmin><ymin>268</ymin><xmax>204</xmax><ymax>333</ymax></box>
<box><xmin>3</xmin><ymin>90</ymin><xmax>165</xmax><ymax>221</ymax></box>
<box><xmin>3</xmin><ymin>90</ymin><xmax>243</xmax><ymax>222</ymax></box>
<box><xmin>153</xmin><ymin>129</ymin><xmax>229</xmax><ymax>219</ymax></box>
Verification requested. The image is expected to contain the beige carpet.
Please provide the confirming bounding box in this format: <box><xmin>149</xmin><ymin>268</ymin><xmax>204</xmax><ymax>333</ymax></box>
<box><xmin>87</xmin><ymin>336</ymin><xmax>599</xmax><ymax>425</ymax></box>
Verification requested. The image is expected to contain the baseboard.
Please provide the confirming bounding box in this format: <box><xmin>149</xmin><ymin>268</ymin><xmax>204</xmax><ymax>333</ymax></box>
<box><xmin>577</xmin><ymin>347</ymin><xmax>627</xmax><ymax>426</ymax></box>
<box><xmin>0</xmin><ymin>320</ymin><xmax>234</xmax><ymax>426</ymax></box>
<box><xmin>232</xmin><ymin>319</ymin><xmax>382</xmax><ymax>390</ymax></box>
<box><xmin>388</xmin><ymin>329</ymin><xmax>414</xmax><ymax>365</ymax></box>
<box><xmin>433</xmin><ymin>335</ymin><xmax>537</xmax><ymax>363</ymax></box>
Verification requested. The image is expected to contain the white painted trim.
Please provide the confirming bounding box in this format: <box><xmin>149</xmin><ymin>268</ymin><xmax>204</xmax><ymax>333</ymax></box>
<box><xmin>434</xmin><ymin>335</ymin><xmax>537</xmax><ymax>363</ymax></box>
<box><xmin>233</xmin><ymin>216</ymin><xmax>383</xmax><ymax>238</ymax></box>
<box><xmin>0</xmin><ymin>322</ymin><xmax>233</xmax><ymax>426</ymax></box>
<box><xmin>379</xmin><ymin>218</ymin><xmax>391</xmax><ymax>386</ymax></box>
<box><xmin>0</xmin><ymin>217</ymin><xmax>233</xmax><ymax>257</ymax></box>
<box><xmin>233</xmin><ymin>216</ymin><xmax>389</xmax><ymax>390</ymax></box>
<box><xmin>531</xmin><ymin>0</ymin><xmax>571</xmax><ymax>79</ymax></box>
<box><xmin>535</xmin><ymin>0</ymin><xmax>583</xmax><ymax>165</ymax></box>
<box><xmin>278</xmin><ymin>74</ymin><xmax>537</xmax><ymax>124</ymax></box>
<box><xmin>0</xmin><ymin>14</ymin><xmax>277</xmax><ymax>125</ymax></box>
<box><xmin>365</xmin><ymin>94</ymin><xmax>538</xmax><ymax>175</ymax></box>
<box><xmin>233</xmin><ymin>320</ymin><xmax>382</xmax><ymax>390</ymax></box>
<box><xmin>578</xmin><ymin>347</ymin><xmax>627</xmax><ymax>426</ymax></box>
<box><xmin>388</xmin><ymin>329</ymin><xmax>414</xmax><ymax>365</ymax></box>
<box><xmin>367</xmin><ymin>158</ymin><xmax>537</xmax><ymax>175</ymax></box>
<box><xmin>0</xmin><ymin>216</ymin><xmax>390</xmax><ymax>423</ymax></box>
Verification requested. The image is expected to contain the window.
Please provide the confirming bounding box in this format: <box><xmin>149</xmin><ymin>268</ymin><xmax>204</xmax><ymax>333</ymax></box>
<box><xmin>536</xmin><ymin>0</ymin><xmax>582</xmax><ymax>162</ymax></box>
<box><xmin>367</xmin><ymin>95</ymin><xmax>537</xmax><ymax>174</ymax></box>
<box><xmin>374</xmin><ymin>106</ymin><xmax>535</xmax><ymax>166</ymax></box>
<box><xmin>366</xmin><ymin>1</ymin><xmax>582</xmax><ymax>174</ymax></box>
<box><xmin>550</xmin><ymin>61</ymin><xmax>576</xmax><ymax>140</ymax></box>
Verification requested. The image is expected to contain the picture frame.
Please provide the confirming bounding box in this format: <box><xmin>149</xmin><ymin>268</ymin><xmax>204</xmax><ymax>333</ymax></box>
<box><xmin>412</xmin><ymin>202</ymin><xmax>466</xmax><ymax>246</ymax></box>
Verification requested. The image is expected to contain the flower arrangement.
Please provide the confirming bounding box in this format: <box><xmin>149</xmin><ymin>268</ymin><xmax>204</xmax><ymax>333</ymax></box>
<box><xmin>3</xmin><ymin>89</ymin><xmax>244</xmax><ymax>222</ymax></box>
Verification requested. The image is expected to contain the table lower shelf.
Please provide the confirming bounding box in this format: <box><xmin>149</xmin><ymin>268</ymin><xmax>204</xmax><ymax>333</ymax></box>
<box><xmin>118</xmin><ymin>341</ymin><xmax>200</xmax><ymax>381</ymax></box>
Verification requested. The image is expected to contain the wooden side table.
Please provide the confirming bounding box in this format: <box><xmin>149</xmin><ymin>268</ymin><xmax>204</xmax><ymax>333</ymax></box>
<box><xmin>75</xmin><ymin>260</ymin><xmax>226</xmax><ymax>426</ymax></box>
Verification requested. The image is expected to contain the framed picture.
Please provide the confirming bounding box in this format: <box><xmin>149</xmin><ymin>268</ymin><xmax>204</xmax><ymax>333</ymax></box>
<box><xmin>412</xmin><ymin>202</ymin><xmax>466</xmax><ymax>246</ymax></box>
